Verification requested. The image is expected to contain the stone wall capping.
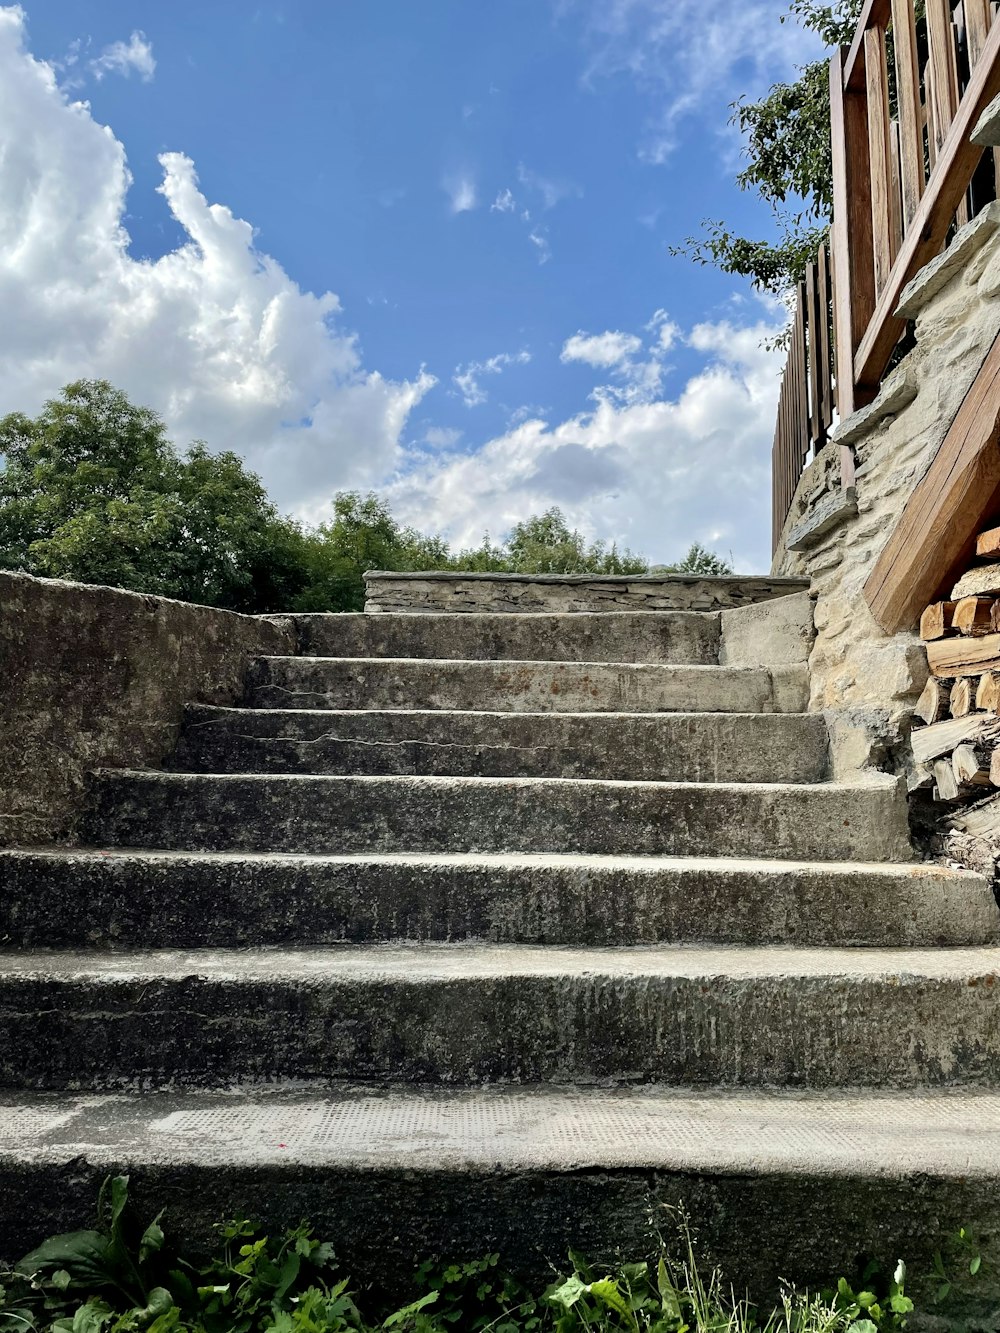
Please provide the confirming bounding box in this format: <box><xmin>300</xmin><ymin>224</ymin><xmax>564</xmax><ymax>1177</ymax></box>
<box><xmin>830</xmin><ymin>367</ymin><xmax>918</xmax><ymax>447</ymax></box>
<box><xmin>786</xmin><ymin>487</ymin><xmax>859</xmax><ymax>552</ymax></box>
<box><xmin>895</xmin><ymin>202</ymin><xmax>1000</xmax><ymax>319</ymax></box>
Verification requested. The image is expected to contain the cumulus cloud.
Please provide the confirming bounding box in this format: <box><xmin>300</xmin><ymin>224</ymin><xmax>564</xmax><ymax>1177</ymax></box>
<box><xmin>452</xmin><ymin>350</ymin><xmax>532</xmax><ymax>408</ymax></box>
<box><xmin>0</xmin><ymin>6</ymin><xmax>431</xmax><ymax>516</ymax></box>
<box><xmin>561</xmin><ymin>330</ymin><xmax>642</xmax><ymax>369</ymax></box>
<box><xmin>443</xmin><ymin>172</ymin><xmax>477</xmax><ymax>213</ymax></box>
<box><xmin>90</xmin><ymin>30</ymin><xmax>156</xmax><ymax>81</ymax></box>
<box><xmin>491</xmin><ymin>187</ymin><xmax>516</xmax><ymax>212</ymax></box>
<box><xmin>387</xmin><ymin>311</ymin><xmax>785</xmax><ymax>571</ymax></box>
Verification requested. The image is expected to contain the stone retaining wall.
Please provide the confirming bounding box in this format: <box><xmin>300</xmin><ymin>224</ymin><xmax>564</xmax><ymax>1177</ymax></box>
<box><xmin>0</xmin><ymin>571</ymin><xmax>294</xmax><ymax>846</ymax></box>
<box><xmin>773</xmin><ymin>207</ymin><xmax>1000</xmax><ymax>775</ymax></box>
<box><xmin>364</xmin><ymin>571</ymin><xmax>809</xmax><ymax>615</ymax></box>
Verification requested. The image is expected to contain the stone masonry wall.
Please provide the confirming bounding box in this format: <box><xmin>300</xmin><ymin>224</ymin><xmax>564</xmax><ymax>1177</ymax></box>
<box><xmin>364</xmin><ymin>571</ymin><xmax>809</xmax><ymax>614</ymax></box>
<box><xmin>0</xmin><ymin>571</ymin><xmax>295</xmax><ymax>846</ymax></box>
<box><xmin>773</xmin><ymin>206</ymin><xmax>1000</xmax><ymax>776</ymax></box>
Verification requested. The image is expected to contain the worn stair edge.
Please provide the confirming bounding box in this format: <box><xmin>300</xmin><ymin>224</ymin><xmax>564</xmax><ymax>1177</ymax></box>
<box><xmin>3</xmin><ymin>1086</ymin><xmax>999</xmax><ymax>1296</ymax></box>
<box><xmin>1</xmin><ymin>943</ymin><xmax>998</xmax><ymax>1089</ymax></box>
<box><xmin>173</xmin><ymin>705</ymin><xmax>830</xmax><ymax>784</ymax></box>
<box><xmin>245</xmin><ymin>657</ymin><xmax>810</xmax><ymax>715</ymax></box>
<box><xmin>79</xmin><ymin>771</ymin><xmax>912</xmax><ymax>862</ymax></box>
<box><xmin>3</xmin><ymin>849</ymin><xmax>993</xmax><ymax>949</ymax></box>
<box><xmin>289</xmin><ymin>611</ymin><xmax>722</xmax><ymax>665</ymax></box>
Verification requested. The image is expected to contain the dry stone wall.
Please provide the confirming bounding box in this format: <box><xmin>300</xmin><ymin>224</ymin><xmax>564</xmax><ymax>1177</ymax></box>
<box><xmin>0</xmin><ymin>571</ymin><xmax>294</xmax><ymax>846</ymax></box>
<box><xmin>364</xmin><ymin>571</ymin><xmax>808</xmax><ymax>615</ymax></box>
<box><xmin>773</xmin><ymin>210</ymin><xmax>1000</xmax><ymax>775</ymax></box>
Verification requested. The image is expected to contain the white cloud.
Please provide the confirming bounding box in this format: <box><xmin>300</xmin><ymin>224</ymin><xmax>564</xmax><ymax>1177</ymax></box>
<box><xmin>571</xmin><ymin>0</ymin><xmax>822</xmax><ymax>163</ymax></box>
<box><xmin>517</xmin><ymin>162</ymin><xmax>582</xmax><ymax>209</ymax></box>
<box><xmin>491</xmin><ymin>187</ymin><xmax>516</xmax><ymax>213</ymax></box>
<box><xmin>0</xmin><ymin>6</ymin><xmax>431</xmax><ymax>517</ymax></box>
<box><xmin>388</xmin><ymin>311</ymin><xmax>785</xmax><ymax>571</ymax></box>
<box><xmin>452</xmin><ymin>350</ymin><xmax>532</xmax><ymax>408</ymax></box>
<box><xmin>561</xmin><ymin>330</ymin><xmax>642</xmax><ymax>369</ymax></box>
<box><xmin>528</xmin><ymin>228</ymin><xmax>551</xmax><ymax>264</ymax></box>
<box><xmin>647</xmin><ymin>308</ymin><xmax>680</xmax><ymax>352</ymax></box>
<box><xmin>443</xmin><ymin>172</ymin><xmax>477</xmax><ymax>213</ymax></box>
<box><xmin>90</xmin><ymin>30</ymin><xmax>156</xmax><ymax>81</ymax></box>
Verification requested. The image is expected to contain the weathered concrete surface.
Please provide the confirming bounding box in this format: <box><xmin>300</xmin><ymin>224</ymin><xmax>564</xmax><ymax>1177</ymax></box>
<box><xmin>719</xmin><ymin>592</ymin><xmax>815</xmax><ymax>669</ymax></box>
<box><xmin>0</xmin><ymin>571</ymin><xmax>294</xmax><ymax>846</ymax></box>
<box><xmin>246</xmin><ymin>656</ymin><xmax>805</xmax><ymax>714</ymax></box>
<box><xmin>364</xmin><ymin>571</ymin><xmax>810</xmax><ymax>615</ymax></box>
<box><xmin>4</xmin><ymin>1087</ymin><xmax>1000</xmax><ymax>1300</ymax></box>
<box><xmin>292</xmin><ymin>611</ymin><xmax>721</xmax><ymax>664</ymax></box>
<box><xmin>2</xmin><ymin>849</ymin><xmax>993</xmax><ymax>949</ymax></box>
<box><xmin>80</xmin><ymin>771</ymin><xmax>912</xmax><ymax>861</ymax></box>
<box><xmin>0</xmin><ymin>943</ymin><xmax>999</xmax><ymax>1088</ymax></box>
<box><xmin>173</xmin><ymin>705</ymin><xmax>830</xmax><ymax>783</ymax></box>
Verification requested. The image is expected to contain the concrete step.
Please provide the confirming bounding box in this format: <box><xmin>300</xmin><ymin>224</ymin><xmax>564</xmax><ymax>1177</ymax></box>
<box><xmin>2</xmin><ymin>1084</ymin><xmax>999</xmax><ymax>1292</ymax></box>
<box><xmin>4</xmin><ymin>849</ymin><xmax>993</xmax><ymax>949</ymax></box>
<box><xmin>173</xmin><ymin>706</ymin><xmax>830</xmax><ymax>783</ymax></box>
<box><xmin>291</xmin><ymin>611</ymin><xmax>721</xmax><ymax>665</ymax></box>
<box><xmin>245</xmin><ymin>657</ymin><xmax>809</xmax><ymax>714</ymax></box>
<box><xmin>1</xmin><ymin>944</ymin><xmax>999</xmax><ymax>1088</ymax></box>
<box><xmin>80</xmin><ymin>772</ymin><xmax>911</xmax><ymax>860</ymax></box>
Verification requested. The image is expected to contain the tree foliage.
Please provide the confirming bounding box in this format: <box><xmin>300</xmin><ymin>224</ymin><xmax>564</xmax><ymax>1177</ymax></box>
<box><xmin>673</xmin><ymin>0</ymin><xmax>862</xmax><ymax>294</ymax></box>
<box><xmin>0</xmin><ymin>382</ymin><xmax>733</xmax><ymax>611</ymax></box>
<box><xmin>654</xmin><ymin>542</ymin><xmax>734</xmax><ymax>576</ymax></box>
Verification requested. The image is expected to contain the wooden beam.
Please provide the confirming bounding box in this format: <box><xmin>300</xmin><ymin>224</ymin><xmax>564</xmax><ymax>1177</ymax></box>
<box><xmin>852</xmin><ymin>19</ymin><xmax>1000</xmax><ymax>395</ymax></box>
<box><xmin>863</xmin><ymin>328</ymin><xmax>1000</xmax><ymax>633</ymax></box>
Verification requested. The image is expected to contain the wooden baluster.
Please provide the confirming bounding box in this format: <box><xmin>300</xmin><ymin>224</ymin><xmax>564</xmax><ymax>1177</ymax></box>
<box><xmin>892</xmin><ymin>0</ymin><xmax>925</xmax><ymax>225</ymax></box>
<box><xmin>865</xmin><ymin>25</ymin><xmax>899</xmax><ymax>295</ymax></box>
<box><xmin>805</xmin><ymin>259</ymin><xmax>821</xmax><ymax>448</ymax></box>
<box><xmin>817</xmin><ymin>242</ymin><xmax>835</xmax><ymax>435</ymax></box>
<box><xmin>830</xmin><ymin>47</ymin><xmax>876</xmax><ymax>420</ymax></box>
<box><xmin>927</xmin><ymin>0</ymin><xmax>961</xmax><ymax>144</ymax></box>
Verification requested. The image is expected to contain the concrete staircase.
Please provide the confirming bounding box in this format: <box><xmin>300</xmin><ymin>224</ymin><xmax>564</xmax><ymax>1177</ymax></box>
<box><xmin>2</xmin><ymin>586</ymin><xmax>1000</xmax><ymax>1293</ymax></box>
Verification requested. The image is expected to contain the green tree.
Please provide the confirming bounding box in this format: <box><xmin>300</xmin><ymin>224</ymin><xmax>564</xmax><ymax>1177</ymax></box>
<box><xmin>654</xmin><ymin>542</ymin><xmax>734</xmax><ymax>576</ymax></box>
<box><xmin>454</xmin><ymin>507</ymin><xmax>648</xmax><ymax>576</ymax></box>
<box><xmin>0</xmin><ymin>379</ymin><xmax>307</xmax><ymax>612</ymax></box>
<box><xmin>674</xmin><ymin>0</ymin><xmax>862</xmax><ymax>294</ymax></box>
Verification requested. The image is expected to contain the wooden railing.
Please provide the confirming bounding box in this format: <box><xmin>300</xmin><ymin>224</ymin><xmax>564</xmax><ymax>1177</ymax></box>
<box><xmin>771</xmin><ymin>239</ymin><xmax>837</xmax><ymax>551</ymax></box>
<box><xmin>772</xmin><ymin>0</ymin><xmax>1000</xmax><ymax>550</ymax></box>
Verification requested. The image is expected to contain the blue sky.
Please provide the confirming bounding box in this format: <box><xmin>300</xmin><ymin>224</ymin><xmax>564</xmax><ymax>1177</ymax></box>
<box><xmin>0</xmin><ymin>2</ymin><xmax>821</xmax><ymax>569</ymax></box>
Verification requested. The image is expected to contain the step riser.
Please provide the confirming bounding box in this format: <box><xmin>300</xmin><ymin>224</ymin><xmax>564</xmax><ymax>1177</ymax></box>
<box><xmin>0</xmin><ymin>970</ymin><xmax>995</xmax><ymax>1088</ymax></box>
<box><xmin>246</xmin><ymin>658</ymin><xmax>801</xmax><ymax>714</ymax></box>
<box><xmin>292</xmin><ymin>612</ymin><xmax>722</xmax><ymax>665</ymax></box>
<box><xmin>174</xmin><ymin>709</ymin><xmax>829</xmax><ymax>783</ymax></box>
<box><xmin>81</xmin><ymin>774</ymin><xmax>911</xmax><ymax>861</ymax></box>
<box><xmin>5</xmin><ymin>854</ymin><xmax>992</xmax><ymax>948</ymax></box>
<box><xmin>4</xmin><ymin>1153</ymin><xmax>995</xmax><ymax>1299</ymax></box>
<box><xmin>1</xmin><ymin>1154</ymin><xmax>996</xmax><ymax>1300</ymax></box>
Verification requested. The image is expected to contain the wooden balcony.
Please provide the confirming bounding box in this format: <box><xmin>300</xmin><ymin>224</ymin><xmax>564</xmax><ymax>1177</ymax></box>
<box><xmin>772</xmin><ymin>0</ymin><xmax>1000</xmax><ymax>552</ymax></box>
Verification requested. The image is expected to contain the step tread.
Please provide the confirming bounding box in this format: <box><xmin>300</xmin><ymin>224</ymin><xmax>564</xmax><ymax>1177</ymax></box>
<box><xmin>260</xmin><ymin>655</ymin><xmax>768</xmax><ymax>670</ymax></box>
<box><xmin>185</xmin><ymin>705</ymin><xmax>820</xmax><ymax>721</ymax></box>
<box><xmin>1</xmin><ymin>1083</ymin><xmax>997</xmax><ymax>1175</ymax></box>
<box><xmin>1</xmin><ymin>845</ymin><xmax>964</xmax><ymax>876</ymax></box>
<box><xmin>4</xmin><ymin>942</ymin><xmax>999</xmax><ymax>981</ymax></box>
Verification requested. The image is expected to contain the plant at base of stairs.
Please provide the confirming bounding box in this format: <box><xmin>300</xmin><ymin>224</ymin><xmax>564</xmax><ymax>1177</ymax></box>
<box><xmin>0</xmin><ymin>1176</ymin><xmax>923</xmax><ymax>1333</ymax></box>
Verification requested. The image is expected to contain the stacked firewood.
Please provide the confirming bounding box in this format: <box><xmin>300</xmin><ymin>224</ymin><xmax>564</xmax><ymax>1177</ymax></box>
<box><xmin>914</xmin><ymin>523</ymin><xmax>1000</xmax><ymax>802</ymax></box>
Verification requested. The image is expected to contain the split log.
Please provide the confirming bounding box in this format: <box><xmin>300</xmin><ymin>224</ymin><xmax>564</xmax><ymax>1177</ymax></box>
<box><xmin>927</xmin><ymin>633</ymin><xmax>1000</xmax><ymax>677</ymax></box>
<box><xmin>915</xmin><ymin>677</ymin><xmax>950</xmax><ymax>725</ymax></box>
<box><xmin>907</xmin><ymin>762</ymin><xmax>935</xmax><ymax>792</ymax></box>
<box><xmin>976</xmin><ymin>524</ymin><xmax>1000</xmax><ymax>558</ymax></box>
<box><xmin>992</xmin><ymin>603</ymin><xmax>1000</xmax><ymax>634</ymax></box>
<box><xmin>920</xmin><ymin>601</ymin><xmax>958</xmax><ymax>640</ymax></box>
<box><xmin>953</xmin><ymin>742</ymin><xmax>993</xmax><ymax>785</ymax></box>
<box><xmin>952</xmin><ymin>564</ymin><xmax>1000</xmax><ymax>599</ymax></box>
<box><xmin>952</xmin><ymin>597</ymin><xmax>997</xmax><ymax>636</ymax></box>
<box><xmin>910</xmin><ymin>714</ymin><xmax>1000</xmax><ymax>764</ymax></box>
<box><xmin>976</xmin><ymin>672</ymin><xmax>1000</xmax><ymax>711</ymax></box>
<box><xmin>948</xmin><ymin>791</ymin><xmax>1000</xmax><ymax>837</ymax></box>
<box><xmin>933</xmin><ymin>758</ymin><xmax>962</xmax><ymax>801</ymax></box>
<box><xmin>950</xmin><ymin>678</ymin><xmax>974</xmax><ymax>717</ymax></box>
